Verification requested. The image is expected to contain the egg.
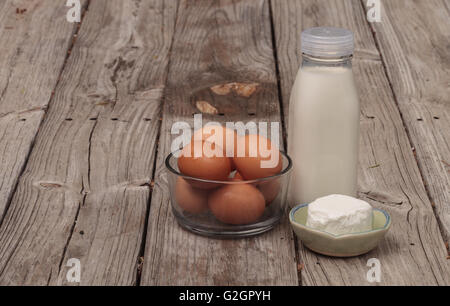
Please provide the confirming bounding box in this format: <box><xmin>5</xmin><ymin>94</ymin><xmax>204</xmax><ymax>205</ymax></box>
<box><xmin>178</xmin><ymin>141</ymin><xmax>232</xmax><ymax>189</ymax></box>
<box><xmin>192</xmin><ymin>126</ymin><xmax>237</xmax><ymax>170</ymax></box>
<box><xmin>208</xmin><ymin>184</ymin><xmax>266</xmax><ymax>225</ymax></box>
<box><xmin>233</xmin><ymin>134</ymin><xmax>282</xmax><ymax>180</ymax></box>
<box><xmin>192</xmin><ymin>126</ymin><xmax>237</xmax><ymax>158</ymax></box>
<box><xmin>257</xmin><ymin>179</ymin><xmax>281</xmax><ymax>205</ymax></box>
<box><xmin>175</xmin><ymin>177</ymin><xmax>209</xmax><ymax>214</ymax></box>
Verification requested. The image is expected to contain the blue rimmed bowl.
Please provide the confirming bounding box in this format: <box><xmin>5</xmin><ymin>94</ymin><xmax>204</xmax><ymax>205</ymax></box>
<box><xmin>289</xmin><ymin>203</ymin><xmax>391</xmax><ymax>257</ymax></box>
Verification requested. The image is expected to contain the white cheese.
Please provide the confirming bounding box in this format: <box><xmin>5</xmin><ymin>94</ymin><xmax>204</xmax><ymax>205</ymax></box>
<box><xmin>306</xmin><ymin>194</ymin><xmax>373</xmax><ymax>235</ymax></box>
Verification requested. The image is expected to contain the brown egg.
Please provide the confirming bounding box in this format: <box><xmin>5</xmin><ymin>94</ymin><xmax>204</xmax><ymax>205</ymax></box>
<box><xmin>175</xmin><ymin>177</ymin><xmax>209</xmax><ymax>214</ymax></box>
<box><xmin>192</xmin><ymin>126</ymin><xmax>237</xmax><ymax>170</ymax></box>
<box><xmin>233</xmin><ymin>134</ymin><xmax>282</xmax><ymax>180</ymax></box>
<box><xmin>178</xmin><ymin>141</ymin><xmax>232</xmax><ymax>189</ymax></box>
<box><xmin>208</xmin><ymin>184</ymin><xmax>266</xmax><ymax>225</ymax></box>
<box><xmin>192</xmin><ymin>126</ymin><xmax>237</xmax><ymax>158</ymax></box>
<box><xmin>258</xmin><ymin>179</ymin><xmax>281</xmax><ymax>205</ymax></box>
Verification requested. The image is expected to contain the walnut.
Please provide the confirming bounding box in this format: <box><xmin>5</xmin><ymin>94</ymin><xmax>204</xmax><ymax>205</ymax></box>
<box><xmin>196</xmin><ymin>101</ymin><xmax>219</xmax><ymax>115</ymax></box>
<box><xmin>210</xmin><ymin>84</ymin><xmax>233</xmax><ymax>96</ymax></box>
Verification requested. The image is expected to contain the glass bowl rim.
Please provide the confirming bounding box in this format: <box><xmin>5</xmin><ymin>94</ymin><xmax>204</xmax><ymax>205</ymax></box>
<box><xmin>165</xmin><ymin>150</ymin><xmax>293</xmax><ymax>185</ymax></box>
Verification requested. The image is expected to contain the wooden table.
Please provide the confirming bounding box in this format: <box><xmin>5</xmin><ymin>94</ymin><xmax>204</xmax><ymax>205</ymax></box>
<box><xmin>0</xmin><ymin>0</ymin><xmax>448</xmax><ymax>286</ymax></box>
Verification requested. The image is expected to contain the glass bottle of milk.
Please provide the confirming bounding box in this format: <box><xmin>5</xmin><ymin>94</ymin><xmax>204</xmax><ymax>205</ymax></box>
<box><xmin>288</xmin><ymin>27</ymin><xmax>360</xmax><ymax>205</ymax></box>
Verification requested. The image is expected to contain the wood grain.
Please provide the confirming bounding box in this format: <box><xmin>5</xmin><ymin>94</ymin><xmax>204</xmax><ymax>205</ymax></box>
<box><xmin>363</xmin><ymin>0</ymin><xmax>450</xmax><ymax>246</ymax></box>
<box><xmin>140</xmin><ymin>0</ymin><xmax>299</xmax><ymax>286</ymax></box>
<box><xmin>0</xmin><ymin>0</ymin><xmax>177</xmax><ymax>285</ymax></box>
<box><xmin>0</xmin><ymin>0</ymin><xmax>447</xmax><ymax>286</ymax></box>
<box><xmin>271</xmin><ymin>0</ymin><xmax>449</xmax><ymax>285</ymax></box>
<box><xmin>0</xmin><ymin>0</ymin><xmax>87</xmax><ymax>221</ymax></box>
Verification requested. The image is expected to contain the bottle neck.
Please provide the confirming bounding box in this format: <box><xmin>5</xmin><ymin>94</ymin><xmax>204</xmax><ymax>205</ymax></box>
<box><xmin>302</xmin><ymin>53</ymin><xmax>353</xmax><ymax>68</ymax></box>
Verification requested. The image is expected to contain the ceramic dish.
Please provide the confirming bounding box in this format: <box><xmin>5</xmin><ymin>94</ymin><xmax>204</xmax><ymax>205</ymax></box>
<box><xmin>289</xmin><ymin>203</ymin><xmax>391</xmax><ymax>257</ymax></box>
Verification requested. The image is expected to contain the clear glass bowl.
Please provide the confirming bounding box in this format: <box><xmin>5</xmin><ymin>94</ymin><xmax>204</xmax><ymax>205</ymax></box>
<box><xmin>164</xmin><ymin>151</ymin><xmax>293</xmax><ymax>238</ymax></box>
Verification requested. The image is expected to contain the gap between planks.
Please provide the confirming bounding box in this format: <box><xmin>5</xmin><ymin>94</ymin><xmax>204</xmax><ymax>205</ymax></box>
<box><xmin>268</xmin><ymin>0</ymin><xmax>302</xmax><ymax>286</ymax></box>
<box><xmin>53</xmin><ymin>2</ymin><xmax>93</xmax><ymax>284</ymax></box>
<box><xmin>136</xmin><ymin>1</ymin><xmax>181</xmax><ymax>287</ymax></box>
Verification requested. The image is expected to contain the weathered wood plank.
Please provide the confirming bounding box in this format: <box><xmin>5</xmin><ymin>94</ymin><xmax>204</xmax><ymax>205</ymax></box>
<box><xmin>362</xmin><ymin>0</ymin><xmax>450</xmax><ymax>246</ymax></box>
<box><xmin>140</xmin><ymin>0</ymin><xmax>298</xmax><ymax>286</ymax></box>
<box><xmin>0</xmin><ymin>0</ymin><xmax>87</xmax><ymax>221</ymax></box>
<box><xmin>0</xmin><ymin>0</ymin><xmax>177</xmax><ymax>285</ymax></box>
<box><xmin>271</xmin><ymin>0</ymin><xmax>449</xmax><ymax>285</ymax></box>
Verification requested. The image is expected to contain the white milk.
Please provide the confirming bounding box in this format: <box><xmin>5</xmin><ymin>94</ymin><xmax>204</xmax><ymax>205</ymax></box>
<box><xmin>288</xmin><ymin>28</ymin><xmax>360</xmax><ymax>205</ymax></box>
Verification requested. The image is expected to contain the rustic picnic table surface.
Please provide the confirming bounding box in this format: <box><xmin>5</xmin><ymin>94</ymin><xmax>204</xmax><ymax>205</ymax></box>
<box><xmin>0</xmin><ymin>0</ymin><xmax>448</xmax><ymax>286</ymax></box>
